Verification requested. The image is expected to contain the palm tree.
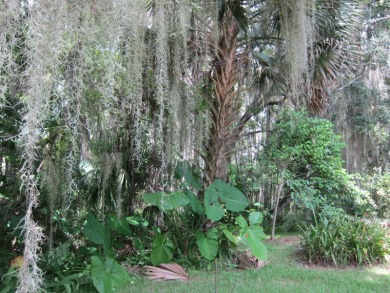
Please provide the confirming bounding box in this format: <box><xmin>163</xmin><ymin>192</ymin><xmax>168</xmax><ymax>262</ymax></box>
<box><xmin>199</xmin><ymin>0</ymin><xmax>362</xmax><ymax>184</ymax></box>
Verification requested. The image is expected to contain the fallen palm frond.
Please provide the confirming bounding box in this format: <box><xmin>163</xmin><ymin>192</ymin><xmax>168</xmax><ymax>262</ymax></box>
<box><xmin>143</xmin><ymin>263</ymin><xmax>189</xmax><ymax>281</ymax></box>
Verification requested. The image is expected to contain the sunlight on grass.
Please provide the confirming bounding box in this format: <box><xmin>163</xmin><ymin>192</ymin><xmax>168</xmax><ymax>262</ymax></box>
<box><xmin>369</xmin><ymin>267</ymin><xmax>390</xmax><ymax>276</ymax></box>
<box><xmin>124</xmin><ymin>236</ymin><xmax>390</xmax><ymax>293</ymax></box>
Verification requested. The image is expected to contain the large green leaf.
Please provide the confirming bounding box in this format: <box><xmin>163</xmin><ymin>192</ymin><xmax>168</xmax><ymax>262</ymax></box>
<box><xmin>91</xmin><ymin>256</ymin><xmax>111</xmax><ymax>293</ymax></box>
<box><xmin>143</xmin><ymin>191</ymin><xmax>190</xmax><ymax>212</ymax></box>
<box><xmin>150</xmin><ymin>234</ymin><xmax>174</xmax><ymax>265</ymax></box>
<box><xmin>195</xmin><ymin>229</ymin><xmax>219</xmax><ymax>261</ymax></box>
<box><xmin>214</xmin><ymin>179</ymin><xmax>248</xmax><ymax>212</ymax></box>
<box><xmin>104</xmin><ymin>257</ymin><xmax>131</xmax><ymax>289</ymax></box>
<box><xmin>91</xmin><ymin>256</ymin><xmax>131</xmax><ymax>293</ymax></box>
<box><xmin>206</xmin><ymin>203</ymin><xmax>225</xmax><ymax>221</ymax></box>
<box><xmin>174</xmin><ymin>161</ymin><xmax>203</xmax><ymax>191</ymax></box>
<box><xmin>204</xmin><ymin>184</ymin><xmax>219</xmax><ymax>204</ymax></box>
<box><xmin>242</xmin><ymin>226</ymin><xmax>267</xmax><ymax>260</ymax></box>
<box><xmin>235</xmin><ymin>215</ymin><xmax>248</xmax><ymax>230</ymax></box>
<box><xmin>204</xmin><ymin>184</ymin><xmax>224</xmax><ymax>221</ymax></box>
<box><xmin>169</xmin><ymin>192</ymin><xmax>191</xmax><ymax>209</ymax></box>
<box><xmin>248</xmin><ymin>211</ymin><xmax>263</xmax><ymax>226</ymax></box>
<box><xmin>143</xmin><ymin>192</ymin><xmax>164</xmax><ymax>208</ymax></box>
<box><xmin>220</xmin><ymin>224</ymin><xmax>237</xmax><ymax>244</ymax></box>
<box><xmin>83</xmin><ymin>213</ymin><xmax>106</xmax><ymax>245</ymax></box>
<box><xmin>185</xmin><ymin>190</ymin><xmax>205</xmax><ymax>215</ymax></box>
<box><xmin>107</xmin><ymin>214</ymin><xmax>131</xmax><ymax>237</ymax></box>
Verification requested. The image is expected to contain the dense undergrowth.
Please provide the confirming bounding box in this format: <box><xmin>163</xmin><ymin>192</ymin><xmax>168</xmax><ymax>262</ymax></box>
<box><xmin>2</xmin><ymin>112</ymin><xmax>390</xmax><ymax>293</ymax></box>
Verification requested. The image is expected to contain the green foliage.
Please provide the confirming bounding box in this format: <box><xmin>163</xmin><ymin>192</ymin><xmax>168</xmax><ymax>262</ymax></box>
<box><xmin>347</xmin><ymin>82</ymin><xmax>390</xmax><ymax>133</ymax></box>
<box><xmin>301</xmin><ymin>210</ymin><xmax>390</xmax><ymax>266</ymax></box>
<box><xmin>1</xmin><ymin>266</ymin><xmax>19</xmax><ymax>293</ymax></box>
<box><xmin>174</xmin><ymin>161</ymin><xmax>203</xmax><ymax>191</ymax></box>
<box><xmin>184</xmin><ymin>190</ymin><xmax>205</xmax><ymax>215</ymax></box>
<box><xmin>204</xmin><ymin>179</ymin><xmax>249</xmax><ymax>221</ymax></box>
<box><xmin>143</xmin><ymin>191</ymin><xmax>191</xmax><ymax>212</ymax></box>
<box><xmin>212</xmin><ymin>179</ymin><xmax>249</xmax><ymax>212</ymax></box>
<box><xmin>83</xmin><ymin>213</ymin><xmax>110</xmax><ymax>246</ymax></box>
<box><xmin>351</xmin><ymin>172</ymin><xmax>390</xmax><ymax>219</ymax></box>
<box><xmin>261</xmin><ymin>110</ymin><xmax>354</xmax><ymax>212</ymax></box>
<box><xmin>235</xmin><ymin>214</ymin><xmax>267</xmax><ymax>260</ymax></box>
<box><xmin>150</xmin><ymin>234</ymin><xmax>174</xmax><ymax>265</ymax></box>
<box><xmin>242</xmin><ymin>225</ymin><xmax>267</xmax><ymax>260</ymax></box>
<box><xmin>107</xmin><ymin>216</ymin><xmax>132</xmax><ymax>237</ymax></box>
<box><xmin>0</xmin><ymin>93</ymin><xmax>22</xmax><ymax>198</ymax></box>
<box><xmin>142</xmin><ymin>162</ymin><xmax>265</xmax><ymax>265</ymax></box>
<box><xmin>204</xmin><ymin>185</ymin><xmax>225</xmax><ymax>221</ymax></box>
<box><xmin>40</xmin><ymin>213</ymin><xmax>142</xmax><ymax>292</ymax></box>
<box><xmin>248</xmin><ymin>211</ymin><xmax>263</xmax><ymax>225</ymax></box>
<box><xmin>371</xmin><ymin>173</ymin><xmax>390</xmax><ymax>218</ymax></box>
<box><xmin>195</xmin><ymin>229</ymin><xmax>219</xmax><ymax>261</ymax></box>
<box><xmin>91</xmin><ymin>256</ymin><xmax>131</xmax><ymax>293</ymax></box>
<box><xmin>279</xmin><ymin>211</ymin><xmax>306</xmax><ymax>233</ymax></box>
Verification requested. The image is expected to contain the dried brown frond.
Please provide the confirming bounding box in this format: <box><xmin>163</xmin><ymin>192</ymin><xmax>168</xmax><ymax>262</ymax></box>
<box><xmin>143</xmin><ymin>263</ymin><xmax>189</xmax><ymax>281</ymax></box>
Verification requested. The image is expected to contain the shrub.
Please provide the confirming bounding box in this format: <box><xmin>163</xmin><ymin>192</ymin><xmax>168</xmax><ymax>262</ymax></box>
<box><xmin>280</xmin><ymin>211</ymin><xmax>306</xmax><ymax>233</ymax></box>
<box><xmin>260</xmin><ymin>110</ymin><xmax>356</xmax><ymax>215</ymax></box>
<box><xmin>372</xmin><ymin>173</ymin><xmax>390</xmax><ymax>218</ymax></box>
<box><xmin>300</xmin><ymin>211</ymin><xmax>390</xmax><ymax>266</ymax></box>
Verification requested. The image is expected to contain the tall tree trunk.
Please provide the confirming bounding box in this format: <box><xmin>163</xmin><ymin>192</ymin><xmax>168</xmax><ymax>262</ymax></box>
<box><xmin>205</xmin><ymin>11</ymin><xmax>240</xmax><ymax>185</ymax></box>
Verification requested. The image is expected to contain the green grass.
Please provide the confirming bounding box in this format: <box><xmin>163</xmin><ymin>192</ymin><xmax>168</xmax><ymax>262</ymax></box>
<box><xmin>122</xmin><ymin>236</ymin><xmax>390</xmax><ymax>293</ymax></box>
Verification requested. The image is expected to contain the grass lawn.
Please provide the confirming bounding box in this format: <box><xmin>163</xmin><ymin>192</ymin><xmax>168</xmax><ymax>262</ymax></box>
<box><xmin>123</xmin><ymin>235</ymin><xmax>390</xmax><ymax>293</ymax></box>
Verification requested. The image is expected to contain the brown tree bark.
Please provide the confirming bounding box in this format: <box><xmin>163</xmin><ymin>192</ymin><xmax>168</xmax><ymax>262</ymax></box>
<box><xmin>204</xmin><ymin>11</ymin><xmax>240</xmax><ymax>185</ymax></box>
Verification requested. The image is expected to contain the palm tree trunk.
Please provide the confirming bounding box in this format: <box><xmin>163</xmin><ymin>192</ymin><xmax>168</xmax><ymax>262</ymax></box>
<box><xmin>205</xmin><ymin>10</ymin><xmax>240</xmax><ymax>185</ymax></box>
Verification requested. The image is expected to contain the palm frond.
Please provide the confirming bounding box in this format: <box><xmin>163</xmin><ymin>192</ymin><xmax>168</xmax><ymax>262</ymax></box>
<box><xmin>143</xmin><ymin>263</ymin><xmax>189</xmax><ymax>281</ymax></box>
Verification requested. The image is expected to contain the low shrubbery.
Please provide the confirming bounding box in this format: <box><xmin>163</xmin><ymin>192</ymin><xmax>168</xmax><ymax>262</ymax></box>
<box><xmin>279</xmin><ymin>211</ymin><xmax>306</xmax><ymax>233</ymax></box>
<box><xmin>300</xmin><ymin>210</ymin><xmax>390</xmax><ymax>266</ymax></box>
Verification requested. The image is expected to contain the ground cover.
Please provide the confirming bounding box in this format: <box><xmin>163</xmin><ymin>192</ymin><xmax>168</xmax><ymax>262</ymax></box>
<box><xmin>123</xmin><ymin>235</ymin><xmax>390</xmax><ymax>293</ymax></box>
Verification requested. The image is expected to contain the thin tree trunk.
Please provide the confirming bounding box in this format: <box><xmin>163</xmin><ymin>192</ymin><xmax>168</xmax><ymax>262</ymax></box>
<box><xmin>271</xmin><ymin>181</ymin><xmax>284</xmax><ymax>240</ymax></box>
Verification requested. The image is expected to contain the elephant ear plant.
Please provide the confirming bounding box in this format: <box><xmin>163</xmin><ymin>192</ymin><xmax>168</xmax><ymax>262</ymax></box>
<box><xmin>143</xmin><ymin>161</ymin><xmax>267</xmax><ymax>265</ymax></box>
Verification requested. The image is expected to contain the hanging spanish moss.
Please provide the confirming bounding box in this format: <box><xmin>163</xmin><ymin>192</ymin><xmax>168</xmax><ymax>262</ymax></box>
<box><xmin>280</xmin><ymin>0</ymin><xmax>315</xmax><ymax>108</ymax></box>
<box><xmin>0</xmin><ymin>1</ymin><xmax>200</xmax><ymax>290</ymax></box>
<box><xmin>17</xmin><ymin>1</ymin><xmax>71</xmax><ymax>291</ymax></box>
<box><xmin>0</xmin><ymin>3</ymin><xmax>14</xmax><ymax>109</ymax></box>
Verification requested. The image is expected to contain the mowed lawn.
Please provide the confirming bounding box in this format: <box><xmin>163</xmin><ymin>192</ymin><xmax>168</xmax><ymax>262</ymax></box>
<box><xmin>123</xmin><ymin>235</ymin><xmax>390</xmax><ymax>293</ymax></box>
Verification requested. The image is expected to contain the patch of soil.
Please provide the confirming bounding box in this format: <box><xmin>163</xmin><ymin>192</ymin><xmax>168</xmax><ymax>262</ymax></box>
<box><xmin>265</xmin><ymin>235</ymin><xmax>301</xmax><ymax>246</ymax></box>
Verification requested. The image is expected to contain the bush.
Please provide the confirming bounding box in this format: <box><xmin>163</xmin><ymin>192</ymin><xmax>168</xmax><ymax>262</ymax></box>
<box><xmin>300</xmin><ymin>211</ymin><xmax>390</xmax><ymax>266</ymax></box>
<box><xmin>280</xmin><ymin>211</ymin><xmax>306</xmax><ymax>233</ymax></box>
<box><xmin>372</xmin><ymin>173</ymin><xmax>390</xmax><ymax>218</ymax></box>
<box><xmin>260</xmin><ymin>110</ymin><xmax>356</xmax><ymax>215</ymax></box>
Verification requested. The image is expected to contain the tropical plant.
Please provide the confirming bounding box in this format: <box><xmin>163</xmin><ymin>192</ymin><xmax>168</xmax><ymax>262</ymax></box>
<box><xmin>143</xmin><ymin>161</ymin><xmax>267</xmax><ymax>266</ymax></box>
<box><xmin>39</xmin><ymin>213</ymin><xmax>151</xmax><ymax>293</ymax></box>
<box><xmin>300</xmin><ymin>209</ymin><xmax>390</xmax><ymax>266</ymax></box>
